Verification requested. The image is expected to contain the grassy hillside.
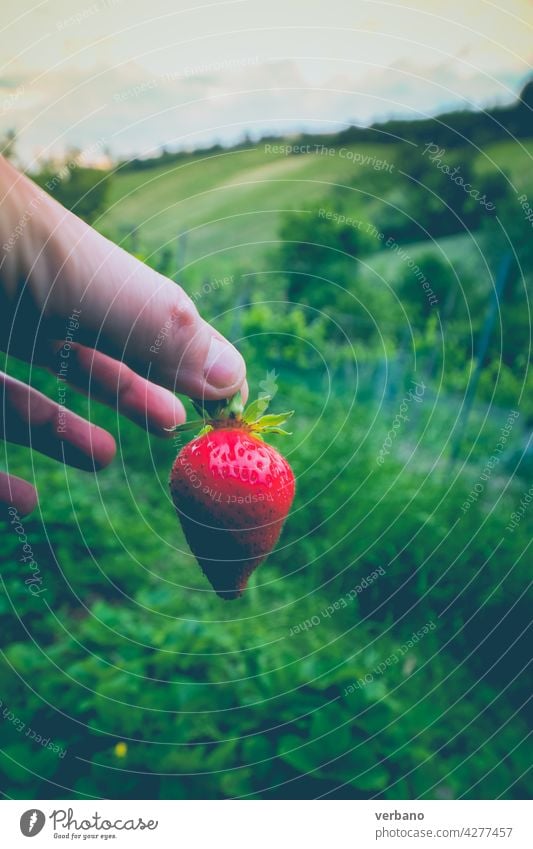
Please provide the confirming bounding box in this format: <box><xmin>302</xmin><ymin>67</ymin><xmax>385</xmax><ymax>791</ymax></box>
<box><xmin>95</xmin><ymin>137</ymin><xmax>533</xmax><ymax>291</ymax></box>
<box><xmin>96</xmin><ymin>142</ymin><xmax>399</xmax><ymax>275</ymax></box>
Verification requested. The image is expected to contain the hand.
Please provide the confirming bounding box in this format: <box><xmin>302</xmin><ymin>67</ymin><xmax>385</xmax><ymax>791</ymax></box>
<box><xmin>0</xmin><ymin>156</ymin><xmax>247</xmax><ymax>515</ymax></box>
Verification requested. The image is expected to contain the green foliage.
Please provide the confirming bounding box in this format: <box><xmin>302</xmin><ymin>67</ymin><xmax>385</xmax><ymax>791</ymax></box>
<box><xmin>371</xmin><ymin>144</ymin><xmax>510</xmax><ymax>243</ymax></box>
<box><xmin>239</xmin><ymin>302</ymin><xmax>334</xmax><ymax>370</ymax></box>
<box><xmin>276</xmin><ymin>208</ymin><xmax>376</xmax><ymax>325</ymax></box>
<box><xmin>34</xmin><ymin>160</ymin><xmax>112</xmax><ymax>224</ymax></box>
<box><xmin>396</xmin><ymin>252</ymin><xmax>454</xmax><ymax>323</ymax></box>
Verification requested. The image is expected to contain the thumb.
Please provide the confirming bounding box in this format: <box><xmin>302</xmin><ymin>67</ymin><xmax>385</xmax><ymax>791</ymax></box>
<box><xmin>48</xmin><ymin>216</ymin><xmax>245</xmax><ymax>398</ymax></box>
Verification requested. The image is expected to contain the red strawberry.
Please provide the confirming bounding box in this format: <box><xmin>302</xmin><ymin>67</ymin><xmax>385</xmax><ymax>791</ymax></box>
<box><xmin>169</xmin><ymin>393</ymin><xmax>295</xmax><ymax>599</ymax></box>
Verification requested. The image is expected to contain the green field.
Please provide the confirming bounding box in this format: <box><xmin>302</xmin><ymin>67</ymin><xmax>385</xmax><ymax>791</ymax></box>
<box><xmin>96</xmin><ymin>138</ymin><xmax>533</xmax><ymax>301</ymax></box>
<box><xmin>98</xmin><ymin>143</ymin><xmax>400</xmax><ymax>249</ymax></box>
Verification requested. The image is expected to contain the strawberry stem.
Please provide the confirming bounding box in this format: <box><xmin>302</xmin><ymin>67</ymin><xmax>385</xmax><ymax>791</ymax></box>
<box><xmin>191</xmin><ymin>391</ymin><xmax>244</xmax><ymax>422</ymax></box>
<box><xmin>167</xmin><ymin>390</ymin><xmax>294</xmax><ymax>437</ymax></box>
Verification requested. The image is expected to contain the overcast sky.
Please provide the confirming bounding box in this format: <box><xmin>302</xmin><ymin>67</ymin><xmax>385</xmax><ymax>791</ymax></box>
<box><xmin>1</xmin><ymin>0</ymin><xmax>531</xmax><ymax>166</ymax></box>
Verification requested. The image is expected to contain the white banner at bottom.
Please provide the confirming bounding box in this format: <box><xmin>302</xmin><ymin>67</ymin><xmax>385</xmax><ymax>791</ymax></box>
<box><xmin>0</xmin><ymin>799</ymin><xmax>529</xmax><ymax>847</ymax></box>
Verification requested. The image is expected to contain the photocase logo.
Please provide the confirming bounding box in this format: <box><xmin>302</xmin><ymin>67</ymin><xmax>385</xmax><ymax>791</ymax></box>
<box><xmin>20</xmin><ymin>809</ymin><xmax>46</xmax><ymax>837</ymax></box>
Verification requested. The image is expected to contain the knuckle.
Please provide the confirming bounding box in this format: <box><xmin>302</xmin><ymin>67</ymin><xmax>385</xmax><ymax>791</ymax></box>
<box><xmin>115</xmin><ymin>363</ymin><xmax>136</xmax><ymax>402</ymax></box>
<box><xmin>169</xmin><ymin>293</ymin><xmax>198</xmax><ymax>332</ymax></box>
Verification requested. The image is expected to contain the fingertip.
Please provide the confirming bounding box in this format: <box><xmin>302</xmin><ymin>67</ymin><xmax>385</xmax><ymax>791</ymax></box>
<box><xmin>19</xmin><ymin>488</ymin><xmax>39</xmax><ymax>517</ymax></box>
<box><xmin>91</xmin><ymin>428</ymin><xmax>117</xmax><ymax>470</ymax></box>
<box><xmin>203</xmin><ymin>336</ymin><xmax>246</xmax><ymax>396</ymax></box>
<box><xmin>144</xmin><ymin>384</ymin><xmax>186</xmax><ymax>437</ymax></box>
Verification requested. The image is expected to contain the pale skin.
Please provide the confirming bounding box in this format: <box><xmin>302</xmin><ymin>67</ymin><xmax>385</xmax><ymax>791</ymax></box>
<box><xmin>0</xmin><ymin>155</ymin><xmax>247</xmax><ymax>516</ymax></box>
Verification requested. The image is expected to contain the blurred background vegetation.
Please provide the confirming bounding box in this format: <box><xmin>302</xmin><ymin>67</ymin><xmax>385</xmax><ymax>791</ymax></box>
<box><xmin>0</xmin><ymin>85</ymin><xmax>531</xmax><ymax>799</ymax></box>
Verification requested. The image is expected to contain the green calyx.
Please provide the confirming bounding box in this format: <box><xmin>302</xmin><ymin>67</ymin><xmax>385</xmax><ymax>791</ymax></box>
<box><xmin>166</xmin><ymin>391</ymin><xmax>294</xmax><ymax>438</ymax></box>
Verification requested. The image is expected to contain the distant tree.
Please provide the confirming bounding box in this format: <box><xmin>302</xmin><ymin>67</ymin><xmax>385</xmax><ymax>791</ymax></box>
<box><xmin>396</xmin><ymin>252</ymin><xmax>455</xmax><ymax>326</ymax></box>
<box><xmin>278</xmin><ymin>208</ymin><xmax>372</xmax><ymax>301</ymax></box>
<box><xmin>480</xmin><ymin>191</ymin><xmax>533</xmax><ymax>370</ymax></box>
<box><xmin>275</xmin><ymin>206</ymin><xmax>380</xmax><ymax>343</ymax></box>
<box><xmin>34</xmin><ymin>161</ymin><xmax>112</xmax><ymax>224</ymax></box>
<box><xmin>333</xmin><ymin>77</ymin><xmax>533</xmax><ymax>149</ymax></box>
<box><xmin>1</xmin><ymin>128</ymin><xmax>18</xmax><ymax>162</ymax></box>
<box><xmin>375</xmin><ymin>145</ymin><xmax>510</xmax><ymax>242</ymax></box>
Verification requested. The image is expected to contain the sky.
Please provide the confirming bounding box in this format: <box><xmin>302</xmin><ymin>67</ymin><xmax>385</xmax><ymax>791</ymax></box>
<box><xmin>1</xmin><ymin>0</ymin><xmax>532</xmax><ymax>166</ymax></box>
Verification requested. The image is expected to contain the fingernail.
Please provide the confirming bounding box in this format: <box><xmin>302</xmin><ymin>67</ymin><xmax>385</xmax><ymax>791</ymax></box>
<box><xmin>204</xmin><ymin>337</ymin><xmax>244</xmax><ymax>389</ymax></box>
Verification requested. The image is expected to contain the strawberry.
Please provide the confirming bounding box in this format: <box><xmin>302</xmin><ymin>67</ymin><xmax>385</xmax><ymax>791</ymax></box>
<box><xmin>168</xmin><ymin>393</ymin><xmax>295</xmax><ymax>599</ymax></box>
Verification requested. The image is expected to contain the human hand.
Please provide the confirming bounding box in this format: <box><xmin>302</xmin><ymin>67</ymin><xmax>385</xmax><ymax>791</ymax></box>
<box><xmin>0</xmin><ymin>156</ymin><xmax>247</xmax><ymax>515</ymax></box>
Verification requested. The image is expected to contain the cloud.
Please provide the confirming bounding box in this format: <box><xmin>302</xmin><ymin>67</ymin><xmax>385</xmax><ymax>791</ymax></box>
<box><xmin>1</xmin><ymin>56</ymin><xmax>527</xmax><ymax>166</ymax></box>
